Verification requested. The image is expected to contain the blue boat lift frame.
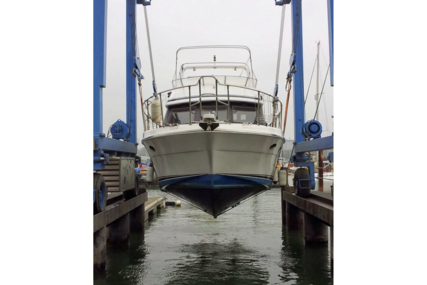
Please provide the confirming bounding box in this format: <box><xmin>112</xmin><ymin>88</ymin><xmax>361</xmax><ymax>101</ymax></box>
<box><xmin>94</xmin><ymin>0</ymin><xmax>334</xmax><ymax>189</ymax></box>
<box><xmin>93</xmin><ymin>0</ymin><xmax>151</xmax><ymax>170</ymax></box>
<box><xmin>284</xmin><ymin>0</ymin><xmax>334</xmax><ymax>188</ymax></box>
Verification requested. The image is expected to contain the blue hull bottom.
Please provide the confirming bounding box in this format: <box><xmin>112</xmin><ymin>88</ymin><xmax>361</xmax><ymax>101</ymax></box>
<box><xmin>159</xmin><ymin>174</ymin><xmax>273</xmax><ymax>218</ymax></box>
<box><xmin>159</xmin><ymin>174</ymin><xmax>272</xmax><ymax>190</ymax></box>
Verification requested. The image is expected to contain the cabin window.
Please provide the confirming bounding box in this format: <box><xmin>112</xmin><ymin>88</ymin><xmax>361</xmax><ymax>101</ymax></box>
<box><xmin>232</xmin><ymin>104</ymin><xmax>257</xmax><ymax>123</ymax></box>
<box><xmin>166</xmin><ymin>102</ymin><xmax>264</xmax><ymax>125</ymax></box>
<box><xmin>199</xmin><ymin>105</ymin><xmax>228</xmax><ymax>121</ymax></box>
<box><xmin>166</xmin><ymin>106</ymin><xmax>195</xmax><ymax>124</ymax></box>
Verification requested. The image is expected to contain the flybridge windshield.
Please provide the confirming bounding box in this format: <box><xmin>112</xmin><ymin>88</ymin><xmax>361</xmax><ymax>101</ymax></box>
<box><xmin>171</xmin><ymin>75</ymin><xmax>257</xmax><ymax>89</ymax></box>
<box><xmin>180</xmin><ymin>62</ymin><xmax>251</xmax><ymax>77</ymax></box>
<box><xmin>173</xmin><ymin>46</ymin><xmax>257</xmax><ymax>81</ymax></box>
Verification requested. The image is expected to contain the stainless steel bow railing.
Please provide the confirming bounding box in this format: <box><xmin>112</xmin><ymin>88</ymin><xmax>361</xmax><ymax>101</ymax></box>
<box><xmin>142</xmin><ymin>76</ymin><xmax>282</xmax><ymax>132</ymax></box>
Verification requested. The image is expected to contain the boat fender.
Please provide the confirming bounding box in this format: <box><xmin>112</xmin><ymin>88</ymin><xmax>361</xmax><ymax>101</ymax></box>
<box><xmin>165</xmin><ymin>200</ymin><xmax>181</xmax><ymax>207</ymax></box>
<box><xmin>279</xmin><ymin>166</ymin><xmax>287</xmax><ymax>186</ymax></box>
<box><xmin>151</xmin><ymin>98</ymin><xmax>162</xmax><ymax>124</ymax></box>
<box><xmin>146</xmin><ymin>162</ymin><xmax>154</xmax><ymax>183</ymax></box>
<box><xmin>273</xmin><ymin>169</ymin><xmax>279</xmax><ymax>184</ymax></box>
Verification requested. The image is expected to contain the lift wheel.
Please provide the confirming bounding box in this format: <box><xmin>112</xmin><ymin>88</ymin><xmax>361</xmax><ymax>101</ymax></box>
<box><xmin>293</xmin><ymin>168</ymin><xmax>311</xmax><ymax>198</ymax></box>
<box><xmin>94</xmin><ymin>173</ymin><xmax>107</xmax><ymax>214</ymax></box>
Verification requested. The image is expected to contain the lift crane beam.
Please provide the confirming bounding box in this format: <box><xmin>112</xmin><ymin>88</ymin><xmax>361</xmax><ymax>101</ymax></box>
<box><xmin>93</xmin><ymin>0</ymin><xmax>107</xmax><ymax>138</ymax></box>
<box><xmin>288</xmin><ymin>0</ymin><xmax>334</xmax><ymax>191</ymax></box>
<box><xmin>126</xmin><ymin>0</ymin><xmax>137</xmax><ymax>144</ymax></box>
<box><xmin>94</xmin><ymin>0</ymin><xmax>147</xmax><ymax>170</ymax></box>
<box><xmin>291</xmin><ymin>0</ymin><xmax>305</xmax><ymax>144</ymax></box>
<box><xmin>294</xmin><ymin>136</ymin><xmax>333</xmax><ymax>153</ymax></box>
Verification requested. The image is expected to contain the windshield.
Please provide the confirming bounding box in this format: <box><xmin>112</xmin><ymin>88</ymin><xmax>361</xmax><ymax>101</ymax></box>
<box><xmin>165</xmin><ymin>102</ymin><xmax>264</xmax><ymax>125</ymax></box>
<box><xmin>232</xmin><ymin>105</ymin><xmax>257</xmax><ymax>123</ymax></box>
<box><xmin>167</xmin><ymin>106</ymin><xmax>195</xmax><ymax>124</ymax></box>
<box><xmin>200</xmin><ymin>105</ymin><xmax>228</xmax><ymax>121</ymax></box>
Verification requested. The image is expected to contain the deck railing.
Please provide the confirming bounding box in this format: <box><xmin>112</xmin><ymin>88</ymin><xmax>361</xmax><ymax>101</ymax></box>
<box><xmin>142</xmin><ymin>76</ymin><xmax>282</xmax><ymax>132</ymax></box>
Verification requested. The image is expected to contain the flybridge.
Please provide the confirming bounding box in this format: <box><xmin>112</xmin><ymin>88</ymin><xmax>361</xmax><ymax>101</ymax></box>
<box><xmin>173</xmin><ymin>45</ymin><xmax>257</xmax><ymax>86</ymax></box>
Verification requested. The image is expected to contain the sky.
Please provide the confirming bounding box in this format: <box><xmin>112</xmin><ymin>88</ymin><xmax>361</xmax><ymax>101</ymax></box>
<box><xmin>103</xmin><ymin>0</ymin><xmax>334</xmax><ymax>143</ymax></box>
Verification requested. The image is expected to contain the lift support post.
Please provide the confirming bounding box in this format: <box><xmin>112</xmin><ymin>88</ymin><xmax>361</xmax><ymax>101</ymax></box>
<box><xmin>94</xmin><ymin>0</ymin><xmax>149</xmax><ymax>170</ymax></box>
<box><xmin>93</xmin><ymin>0</ymin><xmax>149</xmax><ymax>205</ymax></box>
<box><xmin>289</xmin><ymin>0</ymin><xmax>334</xmax><ymax>190</ymax></box>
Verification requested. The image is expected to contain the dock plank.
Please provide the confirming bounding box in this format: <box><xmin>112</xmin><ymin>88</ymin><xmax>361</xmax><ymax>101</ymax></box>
<box><xmin>145</xmin><ymin>197</ymin><xmax>166</xmax><ymax>216</ymax></box>
<box><xmin>93</xmin><ymin>192</ymin><xmax>148</xmax><ymax>233</ymax></box>
<box><xmin>282</xmin><ymin>191</ymin><xmax>333</xmax><ymax>226</ymax></box>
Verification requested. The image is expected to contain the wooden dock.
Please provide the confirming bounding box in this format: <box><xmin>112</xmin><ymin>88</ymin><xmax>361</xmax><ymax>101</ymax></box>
<box><xmin>94</xmin><ymin>193</ymin><xmax>166</xmax><ymax>272</ymax></box>
<box><xmin>145</xmin><ymin>197</ymin><xmax>166</xmax><ymax>218</ymax></box>
<box><xmin>282</xmin><ymin>188</ymin><xmax>333</xmax><ymax>227</ymax></box>
<box><xmin>281</xmin><ymin>185</ymin><xmax>334</xmax><ymax>269</ymax></box>
<box><xmin>94</xmin><ymin>192</ymin><xmax>148</xmax><ymax>233</ymax></box>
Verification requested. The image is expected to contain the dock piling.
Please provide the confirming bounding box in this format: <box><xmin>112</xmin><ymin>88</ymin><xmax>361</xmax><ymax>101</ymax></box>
<box><xmin>149</xmin><ymin>206</ymin><xmax>157</xmax><ymax>215</ymax></box>
<box><xmin>286</xmin><ymin>202</ymin><xmax>303</xmax><ymax>230</ymax></box>
<box><xmin>281</xmin><ymin>186</ymin><xmax>333</xmax><ymax>270</ymax></box>
<box><xmin>130</xmin><ymin>204</ymin><xmax>145</xmax><ymax>232</ymax></box>
<box><xmin>330</xmin><ymin>225</ymin><xmax>334</xmax><ymax>270</ymax></box>
<box><xmin>303</xmin><ymin>212</ymin><xmax>328</xmax><ymax>243</ymax></box>
<box><xmin>94</xmin><ymin>193</ymin><xmax>170</xmax><ymax>273</ymax></box>
<box><xmin>283</xmin><ymin>185</ymin><xmax>303</xmax><ymax>230</ymax></box>
<box><xmin>94</xmin><ymin>227</ymin><xmax>107</xmax><ymax>272</ymax></box>
<box><xmin>281</xmin><ymin>189</ymin><xmax>287</xmax><ymax>225</ymax></box>
<box><xmin>108</xmin><ymin>213</ymin><xmax>130</xmax><ymax>246</ymax></box>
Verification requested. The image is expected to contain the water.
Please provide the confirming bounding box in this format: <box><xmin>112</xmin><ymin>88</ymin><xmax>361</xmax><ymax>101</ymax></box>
<box><xmin>95</xmin><ymin>187</ymin><xmax>332</xmax><ymax>285</ymax></box>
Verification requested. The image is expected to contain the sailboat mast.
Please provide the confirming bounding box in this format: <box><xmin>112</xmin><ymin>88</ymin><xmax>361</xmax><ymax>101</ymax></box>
<box><xmin>316</xmin><ymin>41</ymin><xmax>320</xmax><ymax>121</ymax></box>
<box><xmin>316</xmin><ymin>41</ymin><xmax>324</xmax><ymax>192</ymax></box>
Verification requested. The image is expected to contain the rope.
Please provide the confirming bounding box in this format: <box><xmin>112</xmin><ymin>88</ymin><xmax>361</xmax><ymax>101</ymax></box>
<box><xmin>322</xmin><ymin>88</ymin><xmax>330</xmax><ymax>133</ymax></box>
<box><xmin>286</xmin><ymin>144</ymin><xmax>295</xmax><ymax>168</ymax></box>
<box><xmin>320</xmin><ymin>44</ymin><xmax>329</xmax><ymax>68</ymax></box>
<box><xmin>285</xmin><ymin>0</ymin><xmax>301</xmax><ymax>88</ymax></box>
<box><xmin>274</xmin><ymin>4</ymin><xmax>287</xmax><ymax>96</ymax></box>
<box><xmin>143</xmin><ymin>5</ymin><xmax>157</xmax><ymax>96</ymax></box>
<box><xmin>137</xmin><ymin>78</ymin><xmax>147</xmax><ymax>132</ymax></box>
<box><xmin>282</xmin><ymin>76</ymin><xmax>292</xmax><ymax>135</ymax></box>
<box><xmin>304</xmin><ymin>58</ymin><xmax>317</xmax><ymax>106</ymax></box>
<box><xmin>107</xmin><ymin>125</ymin><xmax>112</xmax><ymax>138</ymax></box>
<box><xmin>313</xmin><ymin>64</ymin><xmax>330</xmax><ymax>120</ymax></box>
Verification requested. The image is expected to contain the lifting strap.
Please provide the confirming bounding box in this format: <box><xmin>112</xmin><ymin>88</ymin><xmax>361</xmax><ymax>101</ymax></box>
<box><xmin>143</xmin><ymin>5</ymin><xmax>157</xmax><ymax>97</ymax></box>
<box><xmin>282</xmin><ymin>76</ymin><xmax>292</xmax><ymax>135</ymax></box>
<box><xmin>133</xmin><ymin>69</ymin><xmax>148</xmax><ymax>131</ymax></box>
<box><xmin>274</xmin><ymin>4</ymin><xmax>287</xmax><ymax>97</ymax></box>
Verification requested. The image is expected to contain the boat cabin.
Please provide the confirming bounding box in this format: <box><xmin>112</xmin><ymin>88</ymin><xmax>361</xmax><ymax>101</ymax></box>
<box><xmin>165</xmin><ymin>101</ymin><xmax>266</xmax><ymax>125</ymax></box>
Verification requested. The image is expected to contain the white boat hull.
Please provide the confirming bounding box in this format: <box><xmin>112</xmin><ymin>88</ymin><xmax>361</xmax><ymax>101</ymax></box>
<box><xmin>142</xmin><ymin>124</ymin><xmax>285</xmax><ymax>217</ymax></box>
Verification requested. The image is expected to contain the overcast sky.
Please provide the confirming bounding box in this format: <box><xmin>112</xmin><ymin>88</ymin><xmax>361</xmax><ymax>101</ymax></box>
<box><xmin>103</xmin><ymin>0</ymin><xmax>333</xmax><ymax>142</ymax></box>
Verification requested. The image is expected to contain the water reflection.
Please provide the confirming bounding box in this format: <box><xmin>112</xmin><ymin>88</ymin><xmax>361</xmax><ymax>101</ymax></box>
<box><xmin>279</xmin><ymin>228</ymin><xmax>331</xmax><ymax>285</ymax></box>
<box><xmin>251</xmin><ymin>195</ymin><xmax>260</xmax><ymax>227</ymax></box>
<box><xmin>94</xmin><ymin>188</ymin><xmax>332</xmax><ymax>285</ymax></box>
<box><xmin>164</xmin><ymin>239</ymin><xmax>269</xmax><ymax>285</ymax></box>
<box><xmin>94</xmin><ymin>233</ymin><xmax>148</xmax><ymax>285</ymax></box>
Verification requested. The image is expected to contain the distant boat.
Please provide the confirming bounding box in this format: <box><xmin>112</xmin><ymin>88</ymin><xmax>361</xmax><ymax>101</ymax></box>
<box><xmin>141</xmin><ymin>46</ymin><xmax>285</xmax><ymax>217</ymax></box>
